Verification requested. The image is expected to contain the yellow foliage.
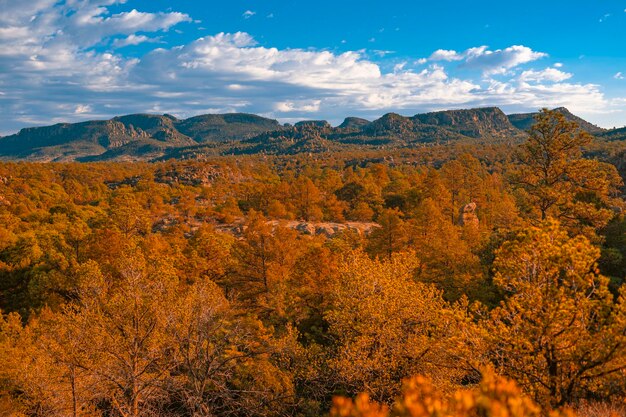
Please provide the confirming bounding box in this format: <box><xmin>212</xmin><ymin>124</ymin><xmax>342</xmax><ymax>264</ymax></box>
<box><xmin>331</xmin><ymin>368</ymin><xmax>579</xmax><ymax>417</ymax></box>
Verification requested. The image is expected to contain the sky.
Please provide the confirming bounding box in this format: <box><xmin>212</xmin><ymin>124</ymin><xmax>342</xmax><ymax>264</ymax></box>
<box><xmin>1</xmin><ymin>0</ymin><xmax>626</xmax><ymax>135</ymax></box>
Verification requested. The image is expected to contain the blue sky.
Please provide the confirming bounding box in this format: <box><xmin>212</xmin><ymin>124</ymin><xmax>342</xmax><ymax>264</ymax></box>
<box><xmin>1</xmin><ymin>0</ymin><xmax>626</xmax><ymax>134</ymax></box>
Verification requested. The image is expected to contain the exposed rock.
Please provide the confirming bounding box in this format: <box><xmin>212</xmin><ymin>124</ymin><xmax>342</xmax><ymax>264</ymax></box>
<box><xmin>105</xmin><ymin>175</ymin><xmax>142</xmax><ymax>190</ymax></box>
<box><xmin>155</xmin><ymin>165</ymin><xmax>224</xmax><ymax>186</ymax></box>
<box><xmin>152</xmin><ymin>215</ymin><xmax>178</xmax><ymax>233</ymax></box>
<box><xmin>459</xmin><ymin>202</ymin><xmax>479</xmax><ymax>227</ymax></box>
<box><xmin>294</xmin><ymin>120</ymin><xmax>331</xmax><ymax>129</ymax></box>
<box><xmin>295</xmin><ymin>222</ymin><xmax>317</xmax><ymax>235</ymax></box>
<box><xmin>209</xmin><ymin>219</ymin><xmax>380</xmax><ymax>239</ymax></box>
<box><xmin>412</xmin><ymin>107</ymin><xmax>519</xmax><ymax>138</ymax></box>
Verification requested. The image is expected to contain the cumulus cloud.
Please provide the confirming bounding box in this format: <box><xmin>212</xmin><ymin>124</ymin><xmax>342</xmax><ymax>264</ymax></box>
<box><xmin>242</xmin><ymin>10</ymin><xmax>255</xmax><ymax>19</ymax></box>
<box><xmin>429</xmin><ymin>49</ymin><xmax>462</xmax><ymax>61</ymax></box>
<box><xmin>429</xmin><ymin>45</ymin><xmax>547</xmax><ymax>75</ymax></box>
<box><xmin>0</xmin><ymin>0</ymin><xmax>622</xmax><ymax>134</ymax></box>
<box><xmin>112</xmin><ymin>34</ymin><xmax>160</xmax><ymax>48</ymax></box>
<box><xmin>74</xmin><ymin>104</ymin><xmax>92</xmax><ymax>114</ymax></box>
<box><xmin>615</xmin><ymin>72</ymin><xmax>624</xmax><ymax>80</ymax></box>
<box><xmin>519</xmin><ymin>68</ymin><xmax>572</xmax><ymax>83</ymax></box>
<box><xmin>275</xmin><ymin>100</ymin><xmax>322</xmax><ymax>113</ymax></box>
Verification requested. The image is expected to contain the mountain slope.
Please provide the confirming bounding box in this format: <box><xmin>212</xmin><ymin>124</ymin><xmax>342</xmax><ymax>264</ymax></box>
<box><xmin>175</xmin><ymin>113</ymin><xmax>283</xmax><ymax>142</ymax></box>
<box><xmin>412</xmin><ymin>107</ymin><xmax>519</xmax><ymax>138</ymax></box>
<box><xmin>0</xmin><ymin>107</ymin><xmax>617</xmax><ymax>161</ymax></box>
<box><xmin>508</xmin><ymin>107</ymin><xmax>606</xmax><ymax>134</ymax></box>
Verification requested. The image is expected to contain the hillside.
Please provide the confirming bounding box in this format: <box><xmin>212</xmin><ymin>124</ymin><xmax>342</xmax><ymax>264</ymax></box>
<box><xmin>412</xmin><ymin>107</ymin><xmax>519</xmax><ymax>138</ymax></box>
<box><xmin>508</xmin><ymin>107</ymin><xmax>606</xmax><ymax>134</ymax></box>
<box><xmin>0</xmin><ymin>107</ymin><xmax>618</xmax><ymax>161</ymax></box>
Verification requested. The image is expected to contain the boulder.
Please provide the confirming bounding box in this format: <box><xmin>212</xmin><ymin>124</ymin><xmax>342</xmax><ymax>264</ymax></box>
<box><xmin>295</xmin><ymin>222</ymin><xmax>316</xmax><ymax>235</ymax></box>
<box><xmin>458</xmin><ymin>202</ymin><xmax>479</xmax><ymax>227</ymax></box>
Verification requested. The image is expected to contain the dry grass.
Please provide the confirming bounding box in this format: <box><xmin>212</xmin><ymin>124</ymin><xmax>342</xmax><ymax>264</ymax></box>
<box><xmin>574</xmin><ymin>400</ymin><xmax>626</xmax><ymax>417</ymax></box>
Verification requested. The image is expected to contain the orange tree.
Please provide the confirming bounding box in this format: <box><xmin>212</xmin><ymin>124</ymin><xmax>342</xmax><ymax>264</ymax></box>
<box><xmin>487</xmin><ymin>221</ymin><xmax>626</xmax><ymax>407</ymax></box>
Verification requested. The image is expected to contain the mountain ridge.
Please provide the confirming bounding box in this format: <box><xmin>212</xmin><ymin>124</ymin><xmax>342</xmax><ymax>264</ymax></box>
<box><xmin>1</xmin><ymin>107</ymin><xmax>620</xmax><ymax>161</ymax></box>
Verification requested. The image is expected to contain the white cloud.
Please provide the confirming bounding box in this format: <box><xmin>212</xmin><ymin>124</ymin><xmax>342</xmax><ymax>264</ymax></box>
<box><xmin>242</xmin><ymin>10</ymin><xmax>255</xmax><ymax>19</ymax></box>
<box><xmin>429</xmin><ymin>45</ymin><xmax>547</xmax><ymax>75</ymax></box>
<box><xmin>615</xmin><ymin>72</ymin><xmax>624</xmax><ymax>80</ymax></box>
<box><xmin>0</xmin><ymin>1</ymin><xmax>623</xmax><ymax>133</ymax></box>
<box><xmin>429</xmin><ymin>49</ymin><xmax>461</xmax><ymax>61</ymax></box>
<box><xmin>519</xmin><ymin>68</ymin><xmax>572</xmax><ymax>83</ymax></box>
<box><xmin>112</xmin><ymin>34</ymin><xmax>159</xmax><ymax>48</ymax></box>
<box><xmin>275</xmin><ymin>100</ymin><xmax>321</xmax><ymax>113</ymax></box>
<box><xmin>74</xmin><ymin>104</ymin><xmax>92</xmax><ymax>114</ymax></box>
<box><xmin>372</xmin><ymin>50</ymin><xmax>394</xmax><ymax>57</ymax></box>
<box><xmin>462</xmin><ymin>45</ymin><xmax>547</xmax><ymax>75</ymax></box>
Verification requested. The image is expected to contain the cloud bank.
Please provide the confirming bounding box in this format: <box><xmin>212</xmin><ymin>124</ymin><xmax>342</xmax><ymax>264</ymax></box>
<box><xmin>0</xmin><ymin>0</ymin><xmax>623</xmax><ymax>134</ymax></box>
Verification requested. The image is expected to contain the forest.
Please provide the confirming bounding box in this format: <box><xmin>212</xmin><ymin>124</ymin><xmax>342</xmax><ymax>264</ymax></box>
<box><xmin>1</xmin><ymin>109</ymin><xmax>625</xmax><ymax>417</ymax></box>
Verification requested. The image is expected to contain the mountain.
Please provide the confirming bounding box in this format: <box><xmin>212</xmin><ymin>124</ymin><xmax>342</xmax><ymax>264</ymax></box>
<box><xmin>338</xmin><ymin>117</ymin><xmax>370</xmax><ymax>129</ymax></box>
<box><xmin>0</xmin><ymin>113</ymin><xmax>282</xmax><ymax>161</ymax></box>
<box><xmin>597</xmin><ymin>126</ymin><xmax>626</xmax><ymax>142</ymax></box>
<box><xmin>0</xmin><ymin>107</ymin><xmax>616</xmax><ymax>161</ymax></box>
<box><xmin>175</xmin><ymin>113</ymin><xmax>283</xmax><ymax>142</ymax></box>
<box><xmin>412</xmin><ymin>107</ymin><xmax>519</xmax><ymax>138</ymax></box>
<box><xmin>0</xmin><ymin>117</ymin><xmax>184</xmax><ymax>161</ymax></box>
<box><xmin>294</xmin><ymin>120</ymin><xmax>332</xmax><ymax>128</ymax></box>
<box><xmin>362</xmin><ymin>108</ymin><xmax>520</xmax><ymax>143</ymax></box>
<box><xmin>508</xmin><ymin>107</ymin><xmax>606</xmax><ymax>134</ymax></box>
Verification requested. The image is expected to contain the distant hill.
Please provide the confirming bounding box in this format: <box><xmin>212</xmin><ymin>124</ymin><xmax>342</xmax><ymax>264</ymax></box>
<box><xmin>175</xmin><ymin>113</ymin><xmax>284</xmax><ymax>143</ymax></box>
<box><xmin>0</xmin><ymin>107</ymin><xmax>619</xmax><ymax>161</ymax></box>
<box><xmin>338</xmin><ymin>117</ymin><xmax>370</xmax><ymax>129</ymax></box>
<box><xmin>412</xmin><ymin>107</ymin><xmax>519</xmax><ymax>138</ymax></box>
<box><xmin>507</xmin><ymin>107</ymin><xmax>606</xmax><ymax>134</ymax></box>
<box><xmin>294</xmin><ymin>120</ymin><xmax>331</xmax><ymax>128</ymax></box>
<box><xmin>597</xmin><ymin>126</ymin><xmax>626</xmax><ymax>142</ymax></box>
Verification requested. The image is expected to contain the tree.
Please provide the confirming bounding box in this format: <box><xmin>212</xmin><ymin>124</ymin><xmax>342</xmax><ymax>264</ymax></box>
<box><xmin>511</xmin><ymin>109</ymin><xmax>622</xmax><ymax>233</ymax></box>
<box><xmin>330</xmin><ymin>367</ymin><xmax>579</xmax><ymax>417</ymax></box>
<box><xmin>73</xmin><ymin>252</ymin><xmax>178</xmax><ymax>417</ymax></box>
<box><xmin>292</xmin><ymin>177</ymin><xmax>323</xmax><ymax>221</ymax></box>
<box><xmin>487</xmin><ymin>221</ymin><xmax>626</xmax><ymax>407</ymax></box>
<box><xmin>326</xmin><ymin>251</ymin><xmax>483</xmax><ymax>403</ymax></box>
<box><xmin>228</xmin><ymin>211</ymin><xmax>301</xmax><ymax>315</ymax></box>
<box><xmin>407</xmin><ymin>198</ymin><xmax>482</xmax><ymax>301</ymax></box>
<box><xmin>366</xmin><ymin>209</ymin><xmax>408</xmax><ymax>259</ymax></box>
<box><xmin>167</xmin><ymin>279</ymin><xmax>296</xmax><ymax>417</ymax></box>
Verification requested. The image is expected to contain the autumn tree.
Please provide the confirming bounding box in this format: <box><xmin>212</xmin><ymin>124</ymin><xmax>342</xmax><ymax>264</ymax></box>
<box><xmin>228</xmin><ymin>211</ymin><xmax>302</xmax><ymax>316</ymax></box>
<box><xmin>488</xmin><ymin>221</ymin><xmax>626</xmax><ymax>407</ymax></box>
<box><xmin>73</xmin><ymin>252</ymin><xmax>178</xmax><ymax>417</ymax></box>
<box><xmin>407</xmin><ymin>198</ymin><xmax>482</xmax><ymax>301</ymax></box>
<box><xmin>511</xmin><ymin>109</ymin><xmax>622</xmax><ymax>233</ymax></box>
<box><xmin>292</xmin><ymin>176</ymin><xmax>324</xmax><ymax>221</ymax></box>
<box><xmin>326</xmin><ymin>251</ymin><xmax>484</xmax><ymax>403</ymax></box>
<box><xmin>167</xmin><ymin>279</ymin><xmax>296</xmax><ymax>417</ymax></box>
<box><xmin>184</xmin><ymin>224</ymin><xmax>234</xmax><ymax>282</ymax></box>
<box><xmin>366</xmin><ymin>209</ymin><xmax>408</xmax><ymax>259</ymax></box>
<box><xmin>330</xmin><ymin>367</ymin><xmax>579</xmax><ymax>417</ymax></box>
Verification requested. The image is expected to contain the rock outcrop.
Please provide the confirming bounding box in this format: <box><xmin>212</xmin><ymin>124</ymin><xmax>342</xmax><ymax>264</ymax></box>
<box><xmin>212</xmin><ymin>219</ymin><xmax>380</xmax><ymax>239</ymax></box>
<box><xmin>458</xmin><ymin>202</ymin><xmax>479</xmax><ymax>227</ymax></box>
